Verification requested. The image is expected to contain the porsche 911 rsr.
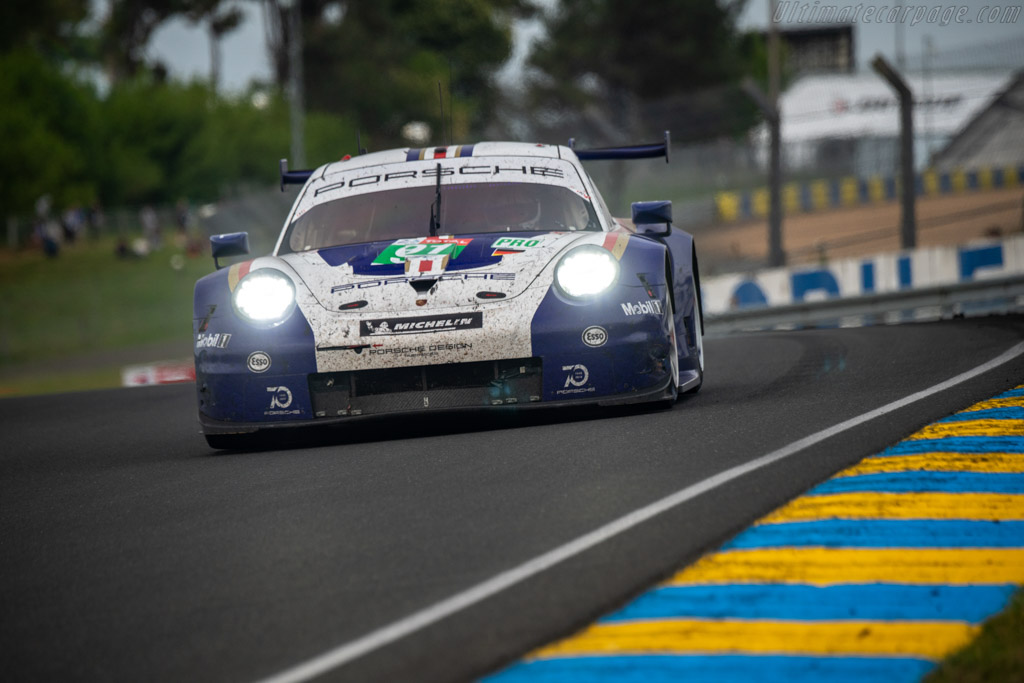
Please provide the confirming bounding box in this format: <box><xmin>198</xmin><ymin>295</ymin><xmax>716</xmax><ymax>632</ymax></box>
<box><xmin>194</xmin><ymin>137</ymin><xmax>703</xmax><ymax>448</ymax></box>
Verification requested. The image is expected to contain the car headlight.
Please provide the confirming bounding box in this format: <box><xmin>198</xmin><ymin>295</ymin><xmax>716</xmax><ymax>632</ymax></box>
<box><xmin>555</xmin><ymin>245</ymin><xmax>619</xmax><ymax>298</ymax></box>
<box><xmin>233</xmin><ymin>269</ymin><xmax>296</xmax><ymax>325</ymax></box>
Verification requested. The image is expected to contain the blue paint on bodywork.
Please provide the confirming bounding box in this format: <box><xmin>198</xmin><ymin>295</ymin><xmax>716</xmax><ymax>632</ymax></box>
<box><xmin>530</xmin><ymin>238</ymin><xmax>669</xmax><ymax>400</ymax></box>
<box><xmin>193</xmin><ymin>267</ymin><xmax>317</xmax><ymax>423</ymax></box>
<box><xmin>528</xmin><ymin>231</ymin><xmax>693</xmax><ymax>400</ymax></box>
<box><xmin>318</xmin><ymin>237</ymin><xmax>506</xmax><ymax>274</ymax></box>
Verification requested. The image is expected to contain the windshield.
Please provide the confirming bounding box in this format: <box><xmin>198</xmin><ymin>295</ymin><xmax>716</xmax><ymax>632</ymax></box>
<box><xmin>281</xmin><ymin>181</ymin><xmax>600</xmax><ymax>254</ymax></box>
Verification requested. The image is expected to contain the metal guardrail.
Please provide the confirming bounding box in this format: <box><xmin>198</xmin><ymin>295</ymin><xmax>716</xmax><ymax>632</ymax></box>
<box><xmin>705</xmin><ymin>273</ymin><xmax>1024</xmax><ymax>335</ymax></box>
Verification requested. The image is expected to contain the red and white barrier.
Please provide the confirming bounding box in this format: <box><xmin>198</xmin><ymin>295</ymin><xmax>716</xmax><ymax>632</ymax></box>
<box><xmin>121</xmin><ymin>360</ymin><xmax>195</xmax><ymax>387</ymax></box>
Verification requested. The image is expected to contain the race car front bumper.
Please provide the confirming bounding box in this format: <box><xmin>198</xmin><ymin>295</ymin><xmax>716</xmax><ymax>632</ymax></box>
<box><xmin>198</xmin><ymin>370</ymin><xmax>673</xmax><ymax>436</ymax></box>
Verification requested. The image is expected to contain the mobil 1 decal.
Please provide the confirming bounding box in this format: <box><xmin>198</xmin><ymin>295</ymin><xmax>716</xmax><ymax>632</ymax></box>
<box><xmin>372</xmin><ymin>236</ymin><xmax>472</xmax><ymax>266</ymax></box>
<box><xmin>491</xmin><ymin>236</ymin><xmax>548</xmax><ymax>256</ymax></box>
<box><xmin>621</xmin><ymin>299</ymin><xmax>663</xmax><ymax>316</ymax></box>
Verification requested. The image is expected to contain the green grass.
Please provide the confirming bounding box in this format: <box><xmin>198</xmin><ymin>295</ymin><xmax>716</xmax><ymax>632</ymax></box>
<box><xmin>0</xmin><ymin>237</ymin><xmax>213</xmax><ymax>368</ymax></box>
<box><xmin>926</xmin><ymin>589</ymin><xmax>1024</xmax><ymax>683</ymax></box>
<box><xmin>0</xmin><ymin>365</ymin><xmax>123</xmax><ymax>397</ymax></box>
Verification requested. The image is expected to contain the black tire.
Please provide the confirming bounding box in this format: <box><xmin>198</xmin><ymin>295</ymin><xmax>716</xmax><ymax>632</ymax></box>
<box><xmin>682</xmin><ymin>250</ymin><xmax>704</xmax><ymax>394</ymax></box>
<box><xmin>204</xmin><ymin>432</ymin><xmax>257</xmax><ymax>451</ymax></box>
<box><xmin>663</xmin><ymin>284</ymin><xmax>680</xmax><ymax>408</ymax></box>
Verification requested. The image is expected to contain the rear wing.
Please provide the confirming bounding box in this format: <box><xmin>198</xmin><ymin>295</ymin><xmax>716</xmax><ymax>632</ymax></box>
<box><xmin>568</xmin><ymin>130</ymin><xmax>670</xmax><ymax>163</ymax></box>
<box><xmin>279</xmin><ymin>131</ymin><xmax>671</xmax><ymax>190</ymax></box>
<box><xmin>279</xmin><ymin>158</ymin><xmax>313</xmax><ymax>191</ymax></box>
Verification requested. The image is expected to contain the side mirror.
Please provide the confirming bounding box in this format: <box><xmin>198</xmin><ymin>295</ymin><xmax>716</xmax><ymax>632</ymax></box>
<box><xmin>210</xmin><ymin>232</ymin><xmax>250</xmax><ymax>270</ymax></box>
<box><xmin>631</xmin><ymin>200</ymin><xmax>672</xmax><ymax>237</ymax></box>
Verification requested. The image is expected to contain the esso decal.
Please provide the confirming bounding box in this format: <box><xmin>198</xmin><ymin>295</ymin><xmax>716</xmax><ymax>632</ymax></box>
<box><xmin>582</xmin><ymin>326</ymin><xmax>607</xmax><ymax>347</ymax></box>
<box><xmin>247</xmin><ymin>351</ymin><xmax>271</xmax><ymax>373</ymax></box>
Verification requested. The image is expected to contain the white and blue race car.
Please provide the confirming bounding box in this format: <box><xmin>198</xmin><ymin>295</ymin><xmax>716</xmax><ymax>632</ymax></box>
<box><xmin>194</xmin><ymin>136</ymin><xmax>703</xmax><ymax>448</ymax></box>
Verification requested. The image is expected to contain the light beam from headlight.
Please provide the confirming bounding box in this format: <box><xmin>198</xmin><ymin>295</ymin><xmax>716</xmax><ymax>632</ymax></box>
<box><xmin>555</xmin><ymin>246</ymin><xmax>619</xmax><ymax>298</ymax></box>
<box><xmin>233</xmin><ymin>269</ymin><xmax>296</xmax><ymax>324</ymax></box>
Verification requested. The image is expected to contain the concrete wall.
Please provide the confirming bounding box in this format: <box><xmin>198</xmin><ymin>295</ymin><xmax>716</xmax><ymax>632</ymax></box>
<box><xmin>702</xmin><ymin>234</ymin><xmax>1024</xmax><ymax>314</ymax></box>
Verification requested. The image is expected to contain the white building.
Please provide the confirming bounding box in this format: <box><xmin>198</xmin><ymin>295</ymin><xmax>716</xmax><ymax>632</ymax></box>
<box><xmin>756</xmin><ymin>71</ymin><xmax>1014</xmax><ymax>175</ymax></box>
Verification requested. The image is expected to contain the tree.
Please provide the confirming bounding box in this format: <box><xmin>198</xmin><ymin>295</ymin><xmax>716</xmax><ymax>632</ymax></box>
<box><xmin>526</xmin><ymin>0</ymin><xmax>764</xmax><ymax>142</ymax></box>
<box><xmin>100</xmin><ymin>0</ymin><xmax>189</xmax><ymax>82</ymax></box>
<box><xmin>184</xmin><ymin>0</ymin><xmax>246</xmax><ymax>91</ymax></box>
<box><xmin>262</xmin><ymin>0</ymin><xmax>535</xmax><ymax>147</ymax></box>
<box><xmin>0</xmin><ymin>0</ymin><xmax>90</xmax><ymax>54</ymax></box>
<box><xmin>0</xmin><ymin>50</ymin><xmax>101</xmax><ymax>218</ymax></box>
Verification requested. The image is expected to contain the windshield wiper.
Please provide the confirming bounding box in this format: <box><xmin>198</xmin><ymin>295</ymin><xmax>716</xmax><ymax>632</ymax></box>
<box><xmin>429</xmin><ymin>162</ymin><xmax>441</xmax><ymax>237</ymax></box>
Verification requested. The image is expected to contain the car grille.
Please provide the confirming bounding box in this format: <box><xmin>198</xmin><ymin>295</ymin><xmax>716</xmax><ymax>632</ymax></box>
<box><xmin>309</xmin><ymin>357</ymin><xmax>543</xmax><ymax>417</ymax></box>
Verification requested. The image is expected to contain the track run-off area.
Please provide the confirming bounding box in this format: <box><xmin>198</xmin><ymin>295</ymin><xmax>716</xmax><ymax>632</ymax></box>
<box><xmin>3</xmin><ymin>316</ymin><xmax>1024</xmax><ymax>682</ymax></box>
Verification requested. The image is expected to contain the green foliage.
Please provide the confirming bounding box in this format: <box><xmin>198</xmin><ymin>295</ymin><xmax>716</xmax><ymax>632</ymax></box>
<box><xmin>0</xmin><ymin>50</ymin><xmax>100</xmax><ymax>215</ymax></box>
<box><xmin>303</xmin><ymin>0</ymin><xmax>534</xmax><ymax>146</ymax></box>
<box><xmin>0</xmin><ymin>238</ymin><xmax>212</xmax><ymax>367</ymax></box>
<box><xmin>533</xmin><ymin>0</ymin><xmax>749</xmax><ymax>98</ymax></box>
<box><xmin>0</xmin><ymin>0</ymin><xmax>89</xmax><ymax>54</ymax></box>
<box><xmin>101</xmin><ymin>0</ymin><xmax>190</xmax><ymax>80</ymax></box>
<box><xmin>305</xmin><ymin>112</ymin><xmax>359</xmax><ymax>167</ymax></box>
<box><xmin>528</xmin><ymin>0</ymin><xmax>765</xmax><ymax>139</ymax></box>
<box><xmin>926</xmin><ymin>589</ymin><xmax>1024</xmax><ymax>683</ymax></box>
<box><xmin>99</xmin><ymin>79</ymin><xmax>292</xmax><ymax>203</ymax></box>
<box><xmin>0</xmin><ymin>51</ymin><xmax>358</xmax><ymax>215</ymax></box>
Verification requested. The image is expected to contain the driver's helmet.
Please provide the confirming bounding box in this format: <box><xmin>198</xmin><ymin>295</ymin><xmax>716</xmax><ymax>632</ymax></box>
<box><xmin>567</xmin><ymin>196</ymin><xmax>592</xmax><ymax>231</ymax></box>
<box><xmin>487</xmin><ymin>188</ymin><xmax>542</xmax><ymax>229</ymax></box>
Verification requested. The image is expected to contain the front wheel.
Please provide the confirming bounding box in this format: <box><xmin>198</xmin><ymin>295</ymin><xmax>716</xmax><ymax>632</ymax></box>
<box><xmin>662</xmin><ymin>287</ymin><xmax>680</xmax><ymax>407</ymax></box>
<box><xmin>680</xmin><ymin>252</ymin><xmax>704</xmax><ymax>394</ymax></box>
<box><xmin>204</xmin><ymin>432</ymin><xmax>258</xmax><ymax>451</ymax></box>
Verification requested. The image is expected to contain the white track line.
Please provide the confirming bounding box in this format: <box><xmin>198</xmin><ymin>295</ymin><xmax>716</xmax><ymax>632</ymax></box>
<box><xmin>257</xmin><ymin>340</ymin><xmax>1024</xmax><ymax>683</ymax></box>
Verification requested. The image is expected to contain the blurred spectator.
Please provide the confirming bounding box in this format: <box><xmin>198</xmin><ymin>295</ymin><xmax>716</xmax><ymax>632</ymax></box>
<box><xmin>140</xmin><ymin>205</ymin><xmax>161</xmax><ymax>250</ymax></box>
<box><xmin>175</xmin><ymin>199</ymin><xmax>191</xmax><ymax>249</ymax></box>
<box><xmin>61</xmin><ymin>205</ymin><xmax>84</xmax><ymax>244</ymax></box>
<box><xmin>86</xmin><ymin>202</ymin><xmax>106</xmax><ymax>240</ymax></box>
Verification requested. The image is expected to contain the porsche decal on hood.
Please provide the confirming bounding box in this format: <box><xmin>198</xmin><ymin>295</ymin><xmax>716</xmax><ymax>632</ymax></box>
<box><xmin>279</xmin><ymin>231</ymin><xmax>588</xmax><ymax>313</ymax></box>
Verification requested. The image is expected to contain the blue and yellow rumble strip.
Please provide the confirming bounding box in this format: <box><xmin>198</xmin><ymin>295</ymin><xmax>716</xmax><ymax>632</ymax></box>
<box><xmin>486</xmin><ymin>385</ymin><xmax>1024</xmax><ymax>683</ymax></box>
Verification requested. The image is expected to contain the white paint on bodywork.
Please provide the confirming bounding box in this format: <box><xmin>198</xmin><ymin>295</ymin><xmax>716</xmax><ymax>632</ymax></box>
<box><xmin>249</xmin><ymin>143</ymin><xmax>620</xmax><ymax>373</ymax></box>
<box><xmin>273</xmin><ymin>145</ymin><xmax>608</xmax><ymax>255</ymax></box>
<box><xmin>246</xmin><ymin>232</ymin><xmax>615</xmax><ymax>373</ymax></box>
<box><xmin>313</xmin><ymin>232</ymin><xmax>605</xmax><ymax>372</ymax></box>
<box><xmin>282</xmin><ymin>232</ymin><xmax>584</xmax><ymax>310</ymax></box>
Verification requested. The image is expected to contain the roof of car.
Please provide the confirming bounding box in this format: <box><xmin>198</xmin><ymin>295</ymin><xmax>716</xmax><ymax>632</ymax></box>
<box><xmin>320</xmin><ymin>141</ymin><xmax>575</xmax><ymax>178</ymax></box>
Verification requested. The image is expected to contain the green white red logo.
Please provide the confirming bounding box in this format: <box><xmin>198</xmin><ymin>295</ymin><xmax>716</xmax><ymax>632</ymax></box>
<box><xmin>491</xmin><ymin>236</ymin><xmax>547</xmax><ymax>256</ymax></box>
<box><xmin>372</xmin><ymin>237</ymin><xmax>472</xmax><ymax>266</ymax></box>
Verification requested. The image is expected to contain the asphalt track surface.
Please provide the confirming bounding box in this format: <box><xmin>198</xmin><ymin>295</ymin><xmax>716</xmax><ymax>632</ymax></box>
<box><xmin>3</xmin><ymin>316</ymin><xmax>1024</xmax><ymax>683</ymax></box>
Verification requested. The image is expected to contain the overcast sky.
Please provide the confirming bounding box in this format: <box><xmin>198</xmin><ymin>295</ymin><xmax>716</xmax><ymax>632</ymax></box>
<box><xmin>146</xmin><ymin>1</ymin><xmax>1023</xmax><ymax>93</ymax></box>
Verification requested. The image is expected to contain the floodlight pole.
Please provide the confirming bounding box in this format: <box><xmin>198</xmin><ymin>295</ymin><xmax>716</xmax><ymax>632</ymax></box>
<box><xmin>766</xmin><ymin>0</ymin><xmax>784</xmax><ymax>267</ymax></box>
<box><xmin>871</xmin><ymin>54</ymin><xmax>916</xmax><ymax>249</ymax></box>
<box><xmin>283</xmin><ymin>0</ymin><xmax>306</xmax><ymax>168</ymax></box>
<box><xmin>742</xmin><ymin>76</ymin><xmax>785</xmax><ymax>268</ymax></box>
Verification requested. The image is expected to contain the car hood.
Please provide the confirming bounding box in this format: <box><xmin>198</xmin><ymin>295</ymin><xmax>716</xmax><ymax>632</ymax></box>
<box><xmin>278</xmin><ymin>232</ymin><xmax>591</xmax><ymax>313</ymax></box>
